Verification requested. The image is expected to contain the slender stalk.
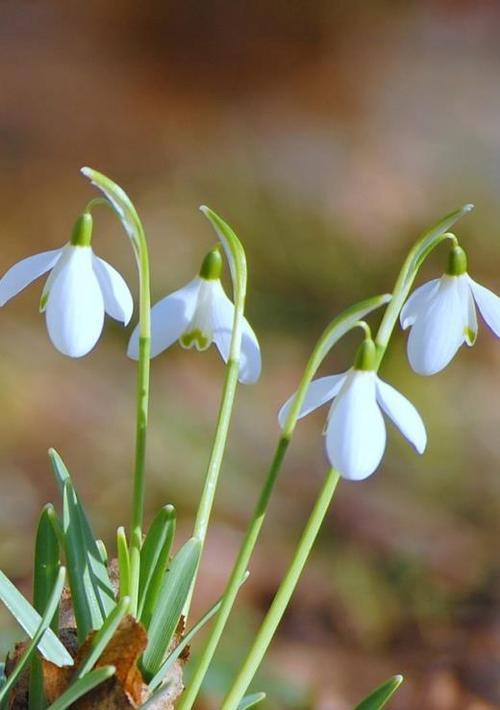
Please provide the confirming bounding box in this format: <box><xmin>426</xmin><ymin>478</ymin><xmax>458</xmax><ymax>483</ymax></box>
<box><xmin>129</xmin><ymin>236</ymin><xmax>151</xmax><ymax>615</ymax></box>
<box><xmin>221</xmin><ymin>468</ymin><xmax>340</xmax><ymax>710</ymax></box>
<box><xmin>177</xmin><ymin>436</ymin><xmax>290</xmax><ymax>710</ymax></box>
<box><xmin>184</xmin><ymin>356</ymin><xmax>240</xmax><ymax>617</ymax></box>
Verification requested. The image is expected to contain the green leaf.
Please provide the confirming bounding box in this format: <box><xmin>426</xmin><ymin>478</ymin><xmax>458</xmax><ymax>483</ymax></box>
<box><xmin>353</xmin><ymin>675</ymin><xmax>403</xmax><ymax>710</ymax></box>
<box><xmin>77</xmin><ymin>596</ymin><xmax>130</xmax><ymax>679</ymax></box>
<box><xmin>141</xmin><ymin>538</ymin><xmax>201</xmax><ymax>680</ymax></box>
<box><xmin>81</xmin><ymin>166</ymin><xmax>143</xmax><ymax>248</ymax></box>
<box><xmin>47</xmin><ymin>665</ymin><xmax>116</xmax><ymax>710</ymax></box>
<box><xmin>149</xmin><ymin>570</ymin><xmax>250</xmax><ymax>691</ymax></box>
<box><xmin>281</xmin><ymin>293</ymin><xmax>392</xmax><ymax>436</ymax></box>
<box><xmin>236</xmin><ymin>693</ymin><xmax>266</xmax><ymax>709</ymax></box>
<box><xmin>138</xmin><ymin>505</ymin><xmax>176</xmax><ymax>626</ymax></box>
<box><xmin>117</xmin><ymin>527</ymin><xmax>131</xmax><ymax>600</ymax></box>
<box><xmin>0</xmin><ymin>570</ymin><xmax>72</xmax><ymax>667</ymax></box>
<box><xmin>62</xmin><ymin>481</ymin><xmax>116</xmax><ymax>641</ymax></box>
<box><xmin>33</xmin><ymin>504</ymin><xmax>60</xmax><ymax>632</ymax></box>
<box><xmin>49</xmin><ymin>449</ymin><xmax>116</xmax><ymax>641</ymax></box>
<box><xmin>405</xmin><ymin>204</ymin><xmax>474</xmax><ymax>285</ymax></box>
<box><xmin>0</xmin><ymin>567</ymin><xmax>67</xmax><ymax>705</ymax></box>
<box><xmin>200</xmin><ymin>206</ymin><xmax>247</xmax><ymax>312</ymax></box>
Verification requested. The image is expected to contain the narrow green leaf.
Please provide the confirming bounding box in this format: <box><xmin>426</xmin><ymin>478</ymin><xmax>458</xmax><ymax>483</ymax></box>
<box><xmin>47</xmin><ymin>665</ymin><xmax>115</xmax><ymax>710</ymax></box>
<box><xmin>62</xmin><ymin>481</ymin><xmax>116</xmax><ymax>641</ymax></box>
<box><xmin>200</xmin><ymin>206</ymin><xmax>246</xmax><ymax>317</ymax></box>
<box><xmin>141</xmin><ymin>538</ymin><xmax>201</xmax><ymax>680</ymax></box>
<box><xmin>236</xmin><ymin>693</ymin><xmax>266</xmax><ymax>709</ymax></box>
<box><xmin>353</xmin><ymin>675</ymin><xmax>403</xmax><ymax>710</ymax></box>
<box><xmin>0</xmin><ymin>567</ymin><xmax>67</xmax><ymax>705</ymax></box>
<box><xmin>138</xmin><ymin>505</ymin><xmax>176</xmax><ymax>625</ymax></box>
<box><xmin>0</xmin><ymin>570</ymin><xmax>72</xmax><ymax>667</ymax></box>
<box><xmin>406</xmin><ymin>204</ymin><xmax>474</xmax><ymax>284</ymax></box>
<box><xmin>30</xmin><ymin>504</ymin><xmax>61</xmax><ymax>709</ymax></box>
<box><xmin>96</xmin><ymin>540</ymin><xmax>108</xmax><ymax>566</ymax></box>
<box><xmin>281</xmin><ymin>293</ymin><xmax>392</xmax><ymax>437</ymax></box>
<box><xmin>81</xmin><ymin>167</ymin><xmax>143</xmax><ymax>248</ymax></box>
<box><xmin>117</xmin><ymin>527</ymin><xmax>131</xmax><ymax>600</ymax></box>
<box><xmin>49</xmin><ymin>449</ymin><xmax>115</xmax><ymax>641</ymax></box>
<box><xmin>33</xmin><ymin>504</ymin><xmax>60</xmax><ymax>632</ymax></box>
<box><xmin>149</xmin><ymin>571</ymin><xmax>250</xmax><ymax>691</ymax></box>
<box><xmin>77</xmin><ymin>596</ymin><xmax>130</xmax><ymax>679</ymax></box>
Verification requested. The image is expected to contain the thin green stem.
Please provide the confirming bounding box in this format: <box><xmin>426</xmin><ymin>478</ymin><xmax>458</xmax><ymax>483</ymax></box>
<box><xmin>129</xmin><ymin>244</ymin><xmax>151</xmax><ymax>615</ymax></box>
<box><xmin>179</xmin><ymin>295</ymin><xmax>390</xmax><ymax>710</ymax></box>
<box><xmin>221</xmin><ymin>468</ymin><xmax>340</xmax><ymax>710</ymax></box>
<box><xmin>177</xmin><ymin>436</ymin><xmax>290</xmax><ymax>710</ymax></box>
<box><xmin>184</xmin><ymin>357</ymin><xmax>240</xmax><ymax>618</ymax></box>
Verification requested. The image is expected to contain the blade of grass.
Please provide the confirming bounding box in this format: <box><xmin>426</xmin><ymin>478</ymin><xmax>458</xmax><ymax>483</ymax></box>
<box><xmin>236</xmin><ymin>693</ymin><xmax>266</xmax><ymax>709</ymax></box>
<box><xmin>62</xmin><ymin>481</ymin><xmax>116</xmax><ymax>641</ymax></box>
<box><xmin>149</xmin><ymin>571</ymin><xmax>250</xmax><ymax>691</ymax></box>
<box><xmin>117</xmin><ymin>527</ymin><xmax>131</xmax><ymax>600</ymax></box>
<box><xmin>141</xmin><ymin>538</ymin><xmax>201</xmax><ymax>680</ymax></box>
<box><xmin>47</xmin><ymin>666</ymin><xmax>115</xmax><ymax>710</ymax></box>
<box><xmin>77</xmin><ymin>596</ymin><xmax>130</xmax><ymax>679</ymax></box>
<box><xmin>30</xmin><ymin>504</ymin><xmax>61</xmax><ymax>709</ymax></box>
<box><xmin>138</xmin><ymin>505</ymin><xmax>176</xmax><ymax>626</ymax></box>
<box><xmin>0</xmin><ymin>570</ymin><xmax>72</xmax><ymax>667</ymax></box>
<box><xmin>353</xmin><ymin>675</ymin><xmax>404</xmax><ymax>710</ymax></box>
<box><xmin>0</xmin><ymin>567</ymin><xmax>66</xmax><ymax>705</ymax></box>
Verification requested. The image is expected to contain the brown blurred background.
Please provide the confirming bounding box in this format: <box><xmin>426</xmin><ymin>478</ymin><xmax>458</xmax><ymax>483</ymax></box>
<box><xmin>0</xmin><ymin>2</ymin><xmax>499</xmax><ymax>708</ymax></box>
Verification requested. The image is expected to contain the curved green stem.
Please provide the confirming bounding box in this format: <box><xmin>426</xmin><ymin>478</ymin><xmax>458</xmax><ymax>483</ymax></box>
<box><xmin>178</xmin><ymin>294</ymin><xmax>389</xmax><ymax>710</ymax></box>
<box><xmin>81</xmin><ymin>167</ymin><xmax>151</xmax><ymax>615</ymax></box>
<box><xmin>220</xmin><ymin>468</ymin><xmax>340</xmax><ymax>710</ymax></box>
<box><xmin>375</xmin><ymin>204</ymin><xmax>473</xmax><ymax>364</ymax></box>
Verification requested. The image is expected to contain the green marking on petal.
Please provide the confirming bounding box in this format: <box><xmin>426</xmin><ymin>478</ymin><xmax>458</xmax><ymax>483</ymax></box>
<box><xmin>465</xmin><ymin>326</ymin><xmax>477</xmax><ymax>346</ymax></box>
<box><xmin>39</xmin><ymin>291</ymin><xmax>49</xmax><ymax>312</ymax></box>
<box><xmin>180</xmin><ymin>330</ymin><xmax>211</xmax><ymax>351</ymax></box>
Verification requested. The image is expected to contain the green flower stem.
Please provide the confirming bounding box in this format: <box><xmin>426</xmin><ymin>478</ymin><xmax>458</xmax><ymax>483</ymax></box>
<box><xmin>375</xmin><ymin>204</ymin><xmax>473</xmax><ymax>365</ymax></box>
<box><xmin>129</xmin><ymin>236</ymin><xmax>151</xmax><ymax>616</ymax></box>
<box><xmin>179</xmin><ymin>295</ymin><xmax>389</xmax><ymax>710</ymax></box>
<box><xmin>220</xmin><ymin>468</ymin><xmax>340</xmax><ymax>710</ymax></box>
<box><xmin>177</xmin><ymin>436</ymin><xmax>291</xmax><ymax>710</ymax></box>
<box><xmin>184</xmin><ymin>356</ymin><xmax>240</xmax><ymax>618</ymax></box>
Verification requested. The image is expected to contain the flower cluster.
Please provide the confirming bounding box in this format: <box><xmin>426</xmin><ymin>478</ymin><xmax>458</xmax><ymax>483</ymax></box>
<box><xmin>0</xmin><ymin>203</ymin><xmax>498</xmax><ymax>483</ymax></box>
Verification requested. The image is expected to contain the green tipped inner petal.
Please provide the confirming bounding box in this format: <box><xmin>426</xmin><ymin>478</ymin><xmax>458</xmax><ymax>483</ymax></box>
<box><xmin>180</xmin><ymin>329</ymin><xmax>212</xmax><ymax>351</ymax></box>
<box><xmin>464</xmin><ymin>326</ymin><xmax>477</xmax><ymax>346</ymax></box>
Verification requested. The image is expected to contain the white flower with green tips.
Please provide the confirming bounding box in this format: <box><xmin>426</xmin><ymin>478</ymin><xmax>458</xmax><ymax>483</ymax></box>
<box><xmin>127</xmin><ymin>248</ymin><xmax>261</xmax><ymax>384</ymax></box>
<box><xmin>401</xmin><ymin>245</ymin><xmax>500</xmax><ymax>375</ymax></box>
<box><xmin>279</xmin><ymin>339</ymin><xmax>426</xmax><ymax>481</ymax></box>
<box><xmin>0</xmin><ymin>213</ymin><xmax>133</xmax><ymax>357</ymax></box>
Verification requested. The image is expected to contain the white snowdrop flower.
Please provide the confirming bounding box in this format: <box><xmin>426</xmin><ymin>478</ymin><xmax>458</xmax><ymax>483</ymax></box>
<box><xmin>278</xmin><ymin>339</ymin><xmax>426</xmax><ymax>481</ymax></box>
<box><xmin>401</xmin><ymin>245</ymin><xmax>500</xmax><ymax>375</ymax></box>
<box><xmin>0</xmin><ymin>213</ymin><xmax>133</xmax><ymax>357</ymax></box>
<box><xmin>127</xmin><ymin>248</ymin><xmax>261</xmax><ymax>384</ymax></box>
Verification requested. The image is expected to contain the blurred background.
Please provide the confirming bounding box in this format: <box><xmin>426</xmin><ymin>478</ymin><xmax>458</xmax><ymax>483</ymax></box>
<box><xmin>0</xmin><ymin>2</ymin><xmax>499</xmax><ymax>708</ymax></box>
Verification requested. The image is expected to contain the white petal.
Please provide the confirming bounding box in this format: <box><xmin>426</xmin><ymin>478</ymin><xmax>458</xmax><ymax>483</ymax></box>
<box><xmin>406</xmin><ymin>276</ymin><xmax>466</xmax><ymax>375</ymax></box>
<box><xmin>45</xmin><ymin>247</ymin><xmax>104</xmax><ymax>357</ymax></box>
<box><xmin>325</xmin><ymin>371</ymin><xmax>386</xmax><ymax>481</ymax></box>
<box><xmin>0</xmin><ymin>249</ymin><xmax>62</xmax><ymax>306</ymax></box>
<box><xmin>468</xmin><ymin>275</ymin><xmax>500</xmax><ymax>337</ymax></box>
<box><xmin>375</xmin><ymin>377</ymin><xmax>427</xmax><ymax>454</ymax></box>
<box><xmin>127</xmin><ymin>277</ymin><xmax>200</xmax><ymax>359</ymax></box>
<box><xmin>400</xmin><ymin>279</ymin><xmax>440</xmax><ymax>329</ymax></box>
<box><xmin>458</xmin><ymin>275</ymin><xmax>477</xmax><ymax>345</ymax></box>
<box><xmin>92</xmin><ymin>255</ymin><xmax>133</xmax><ymax>325</ymax></box>
<box><xmin>210</xmin><ymin>280</ymin><xmax>261</xmax><ymax>384</ymax></box>
<box><xmin>278</xmin><ymin>373</ymin><xmax>348</xmax><ymax>430</ymax></box>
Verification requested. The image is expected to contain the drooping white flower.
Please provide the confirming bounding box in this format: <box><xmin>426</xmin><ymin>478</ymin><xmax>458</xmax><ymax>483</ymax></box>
<box><xmin>401</xmin><ymin>245</ymin><xmax>500</xmax><ymax>375</ymax></box>
<box><xmin>0</xmin><ymin>213</ymin><xmax>133</xmax><ymax>357</ymax></box>
<box><xmin>127</xmin><ymin>248</ymin><xmax>261</xmax><ymax>384</ymax></box>
<box><xmin>278</xmin><ymin>339</ymin><xmax>426</xmax><ymax>481</ymax></box>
